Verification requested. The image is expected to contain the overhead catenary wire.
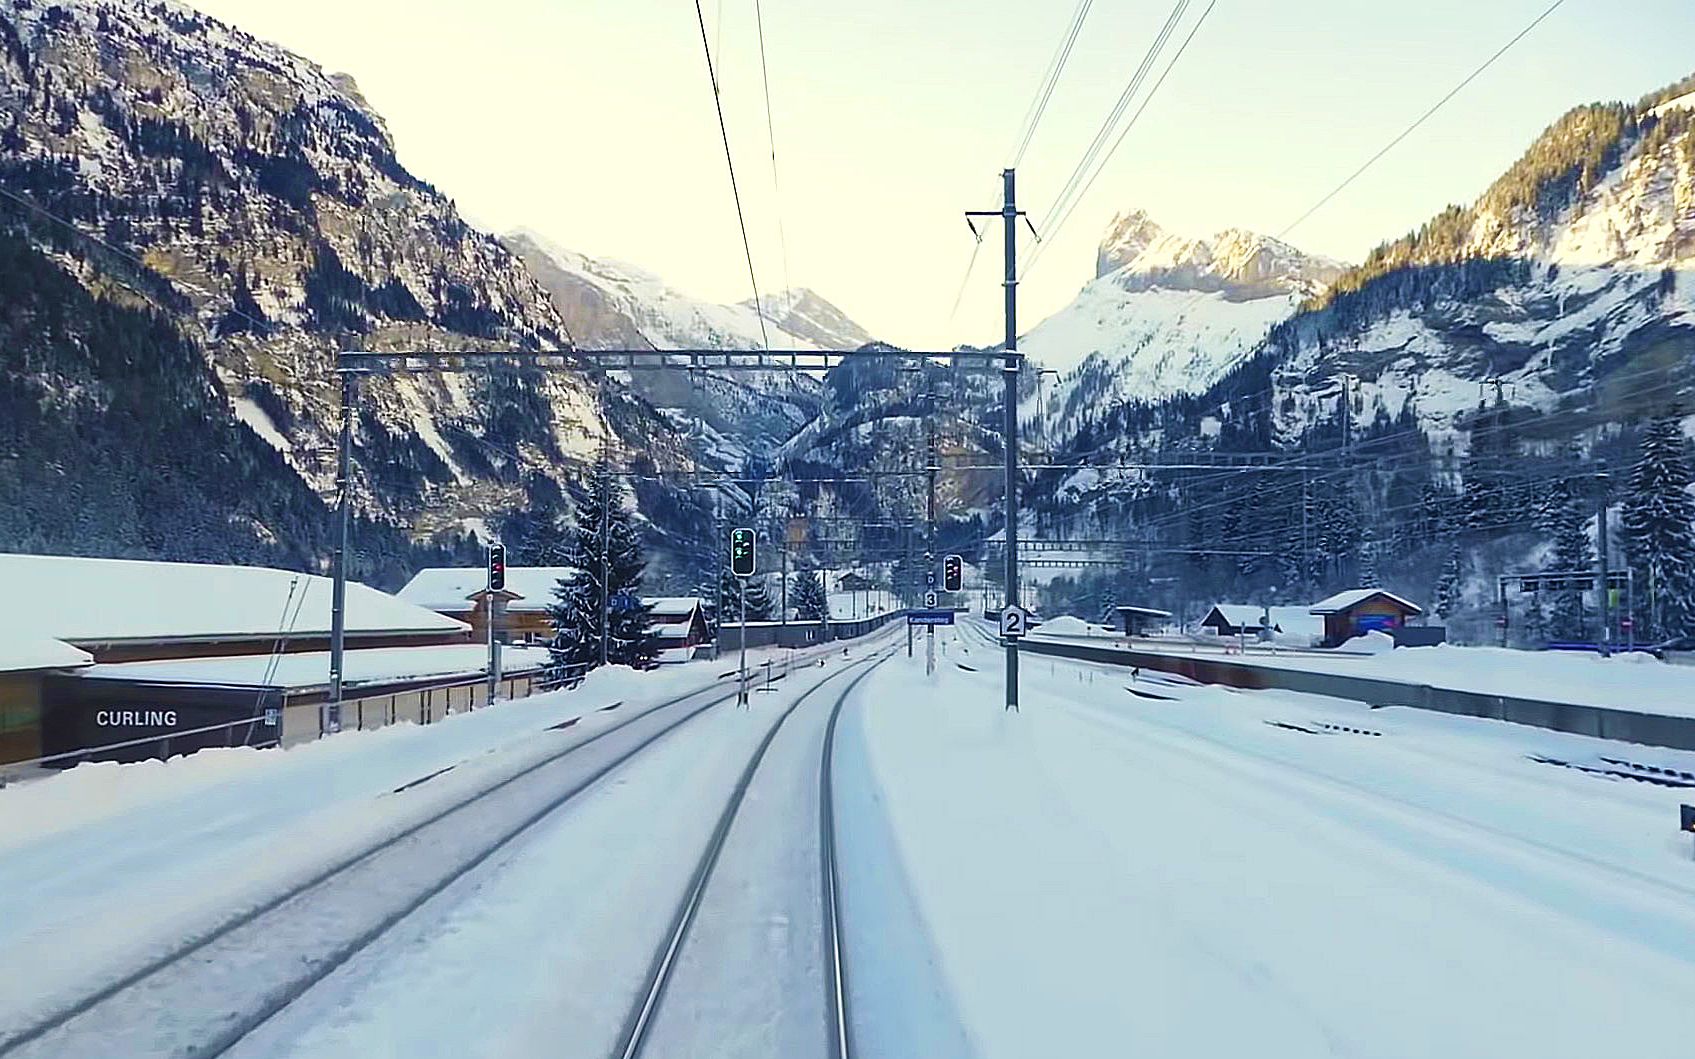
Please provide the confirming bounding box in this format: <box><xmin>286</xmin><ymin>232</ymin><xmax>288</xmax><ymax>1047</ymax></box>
<box><xmin>1027</xmin><ymin>0</ymin><xmax>1191</xmax><ymax>265</ymax></box>
<box><xmin>1277</xmin><ymin>0</ymin><xmax>1569</xmax><ymax>242</ymax></box>
<box><xmin>949</xmin><ymin>0</ymin><xmax>1093</xmax><ymax>328</ymax></box>
<box><xmin>752</xmin><ymin>0</ymin><xmax>797</xmax><ymax>343</ymax></box>
<box><xmin>1006</xmin><ymin>0</ymin><xmax>1097</xmax><ymax>168</ymax></box>
<box><xmin>1068</xmin><ymin>0</ymin><xmax>1572</xmax><ymax>395</ymax></box>
<box><xmin>692</xmin><ymin>0</ymin><xmax>772</xmax><ymax>352</ymax></box>
<box><xmin>1022</xmin><ymin>0</ymin><xmax>1219</xmax><ymax>278</ymax></box>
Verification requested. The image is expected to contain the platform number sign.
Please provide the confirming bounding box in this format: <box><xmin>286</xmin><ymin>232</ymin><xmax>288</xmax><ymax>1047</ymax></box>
<box><xmin>1000</xmin><ymin>605</ymin><xmax>1027</xmax><ymax>638</ymax></box>
<box><xmin>943</xmin><ymin>554</ymin><xmax>963</xmax><ymax>593</ymax></box>
<box><xmin>730</xmin><ymin>527</ymin><xmax>757</xmax><ymax>577</ymax></box>
<box><xmin>488</xmin><ymin>542</ymin><xmax>506</xmax><ymax>592</ymax></box>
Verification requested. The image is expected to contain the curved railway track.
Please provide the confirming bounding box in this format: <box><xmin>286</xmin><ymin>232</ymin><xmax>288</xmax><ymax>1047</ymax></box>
<box><xmin>0</xmin><ymin>641</ymin><xmax>883</xmax><ymax>1059</ymax></box>
<box><xmin>614</xmin><ymin>646</ymin><xmax>895</xmax><ymax>1059</ymax></box>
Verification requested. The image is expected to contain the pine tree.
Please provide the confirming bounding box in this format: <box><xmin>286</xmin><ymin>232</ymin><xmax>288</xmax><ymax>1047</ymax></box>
<box><xmin>1548</xmin><ymin>499</ymin><xmax>1594</xmax><ymax>642</ymax></box>
<box><xmin>791</xmin><ymin>566</ymin><xmax>830</xmax><ymax>623</ymax></box>
<box><xmin>545</xmin><ymin>571</ymin><xmax>596</xmax><ymax>685</ymax></box>
<box><xmin>716</xmin><ymin>566</ymin><xmax>744</xmax><ymax>625</ymax></box>
<box><xmin>548</xmin><ymin>456</ymin><xmax>654</xmax><ymax>673</ymax></box>
<box><xmin>1358</xmin><ymin>526</ymin><xmax>1381</xmax><ymax>588</ymax></box>
<box><xmin>1099</xmin><ymin>585</ymin><xmax>1119</xmax><ymax>624</ymax></box>
<box><xmin>1433</xmin><ymin>541</ymin><xmax>1463</xmax><ymax>620</ymax></box>
<box><xmin>742</xmin><ymin>574</ymin><xmax>774</xmax><ymax>621</ymax></box>
<box><xmin>1622</xmin><ymin>413</ymin><xmax>1695</xmax><ymax>640</ymax></box>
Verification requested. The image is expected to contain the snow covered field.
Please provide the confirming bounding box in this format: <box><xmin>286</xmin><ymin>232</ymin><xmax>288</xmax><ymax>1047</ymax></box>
<box><xmin>1029</xmin><ymin>623</ymin><xmax>1695</xmax><ymax>720</ymax></box>
<box><xmin>847</xmin><ymin>622</ymin><xmax>1695</xmax><ymax>1056</ymax></box>
<box><xmin>0</xmin><ymin>637</ymin><xmax>858</xmax><ymax>1052</ymax></box>
<box><xmin>5</xmin><ymin>618</ymin><xmax>1693</xmax><ymax>1057</ymax></box>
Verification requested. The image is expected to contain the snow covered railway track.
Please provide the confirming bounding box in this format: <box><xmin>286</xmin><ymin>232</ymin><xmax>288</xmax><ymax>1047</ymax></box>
<box><xmin>0</xmin><ymin>677</ymin><xmax>758</xmax><ymax>1059</ymax></box>
<box><xmin>614</xmin><ymin>648</ymin><xmax>892</xmax><ymax>1059</ymax></box>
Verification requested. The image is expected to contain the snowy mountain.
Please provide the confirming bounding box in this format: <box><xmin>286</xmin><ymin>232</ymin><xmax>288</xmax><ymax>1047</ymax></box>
<box><xmin>1028</xmin><ymin>72</ymin><xmax>1695</xmax><ymax>639</ymax></box>
<box><xmin>504</xmin><ymin>232</ymin><xmax>877</xmax><ymax>462</ymax></box>
<box><xmin>1254</xmin><ymin>79</ymin><xmax>1695</xmax><ymax>448</ymax></box>
<box><xmin>1022</xmin><ymin>212</ymin><xmax>1345</xmax><ymax>439</ymax></box>
<box><xmin>0</xmin><ymin>0</ymin><xmax>699</xmax><ymax>577</ymax></box>
<box><xmin>741</xmin><ymin>288</ymin><xmax>875</xmax><ymax>351</ymax></box>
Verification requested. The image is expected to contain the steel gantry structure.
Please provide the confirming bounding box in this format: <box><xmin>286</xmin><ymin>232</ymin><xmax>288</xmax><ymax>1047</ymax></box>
<box><xmin>324</xmin><ymin>342</ymin><xmax>1023</xmax><ymax>732</ymax></box>
<box><xmin>326</xmin><ymin>166</ymin><xmax>1035</xmax><ymax>726</ymax></box>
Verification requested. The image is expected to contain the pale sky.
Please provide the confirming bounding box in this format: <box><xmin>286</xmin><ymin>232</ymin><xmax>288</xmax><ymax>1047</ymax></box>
<box><xmin>184</xmin><ymin>0</ymin><xmax>1695</xmax><ymax>349</ymax></box>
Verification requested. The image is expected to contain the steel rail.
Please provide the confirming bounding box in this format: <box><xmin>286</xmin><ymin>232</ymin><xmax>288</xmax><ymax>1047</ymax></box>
<box><xmin>0</xmin><ymin>661</ymin><xmax>831</xmax><ymax>1059</ymax></box>
<box><xmin>616</xmin><ymin>645</ymin><xmax>895</xmax><ymax>1058</ymax></box>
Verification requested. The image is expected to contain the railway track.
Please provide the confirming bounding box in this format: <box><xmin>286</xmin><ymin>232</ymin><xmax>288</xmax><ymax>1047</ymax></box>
<box><xmin>0</xmin><ymin>642</ymin><xmax>879</xmax><ymax>1059</ymax></box>
<box><xmin>614</xmin><ymin>646</ymin><xmax>894</xmax><ymax>1059</ymax></box>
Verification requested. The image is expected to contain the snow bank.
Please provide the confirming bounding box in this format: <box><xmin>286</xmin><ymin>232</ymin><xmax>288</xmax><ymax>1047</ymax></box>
<box><xmin>1337</xmin><ymin>630</ymin><xmax>1397</xmax><ymax>654</ymax></box>
<box><xmin>1027</xmin><ymin>615</ymin><xmax>1114</xmax><ymax>638</ymax></box>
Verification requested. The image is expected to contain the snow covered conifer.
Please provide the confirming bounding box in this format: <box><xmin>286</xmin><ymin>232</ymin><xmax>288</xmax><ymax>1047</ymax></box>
<box><xmin>741</xmin><ymin>574</ymin><xmax>774</xmax><ymax>621</ymax></box>
<box><xmin>1548</xmin><ymin>499</ymin><xmax>1594</xmax><ymax>642</ymax></box>
<box><xmin>791</xmin><ymin>565</ymin><xmax>830</xmax><ymax>623</ymax></box>
<box><xmin>1622</xmin><ymin>412</ymin><xmax>1695</xmax><ymax>640</ymax></box>
<box><xmin>1433</xmin><ymin>542</ymin><xmax>1463</xmax><ymax>621</ymax></box>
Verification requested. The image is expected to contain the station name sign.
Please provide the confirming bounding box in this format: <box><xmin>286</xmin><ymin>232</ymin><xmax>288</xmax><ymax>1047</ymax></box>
<box><xmin>908</xmin><ymin>610</ymin><xmax>955</xmax><ymax>626</ymax></box>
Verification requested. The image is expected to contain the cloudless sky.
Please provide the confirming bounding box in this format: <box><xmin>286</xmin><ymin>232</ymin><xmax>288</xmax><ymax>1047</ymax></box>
<box><xmin>183</xmin><ymin>0</ymin><xmax>1695</xmax><ymax>349</ymax></box>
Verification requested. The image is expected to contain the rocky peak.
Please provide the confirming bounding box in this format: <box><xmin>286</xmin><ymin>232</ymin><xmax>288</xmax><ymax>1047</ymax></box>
<box><xmin>1094</xmin><ymin>210</ymin><xmax>1345</xmax><ymax>300</ymax></box>
<box><xmin>741</xmin><ymin>288</ymin><xmax>874</xmax><ymax>351</ymax></box>
<box><xmin>1095</xmin><ymin>209</ymin><xmax>1169</xmax><ymax>277</ymax></box>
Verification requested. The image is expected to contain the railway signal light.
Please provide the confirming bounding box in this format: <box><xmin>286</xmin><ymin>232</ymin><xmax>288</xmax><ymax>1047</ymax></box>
<box><xmin>730</xmin><ymin>527</ymin><xmax>756</xmax><ymax>577</ymax></box>
<box><xmin>488</xmin><ymin>542</ymin><xmax>506</xmax><ymax>591</ymax></box>
<box><xmin>943</xmin><ymin>554</ymin><xmax>963</xmax><ymax>593</ymax></box>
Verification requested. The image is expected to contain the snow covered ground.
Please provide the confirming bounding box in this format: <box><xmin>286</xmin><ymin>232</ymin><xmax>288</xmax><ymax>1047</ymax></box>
<box><xmin>1027</xmin><ymin>625</ymin><xmax>1695</xmax><ymax>720</ymax></box>
<box><xmin>844</xmin><ymin>621</ymin><xmax>1695</xmax><ymax>1056</ymax></box>
<box><xmin>8</xmin><ymin>616</ymin><xmax>1694</xmax><ymax>1057</ymax></box>
<box><xmin>0</xmin><ymin>638</ymin><xmax>857</xmax><ymax>1048</ymax></box>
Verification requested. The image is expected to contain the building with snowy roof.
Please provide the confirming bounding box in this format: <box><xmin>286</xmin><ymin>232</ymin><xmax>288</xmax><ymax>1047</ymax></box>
<box><xmin>1309</xmin><ymin>589</ymin><xmax>1425</xmax><ymax>647</ymax></box>
<box><xmin>1199</xmin><ymin>604</ymin><xmax>1324</xmax><ymax>645</ymax></box>
<box><xmin>0</xmin><ymin>553</ymin><xmax>470</xmax><ymax>663</ymax></box>
<box><xmin>398</xmin><ymin>566</ymin><xmax>578</xmax><ymax>642</ymax></box>
<box><xmin>647</xmin><ymin>597</ymin><xmax>709</xmax><ymax>662</ymax></box>
<box><xmin>38</xmin><ymin>644</ymin><xmax>552</xmax><ymax>765</ymax></box>
<box><xmin>0</xmin><ymin>553</ymin><xmax>490</xmax><ymax>767</ymax></box>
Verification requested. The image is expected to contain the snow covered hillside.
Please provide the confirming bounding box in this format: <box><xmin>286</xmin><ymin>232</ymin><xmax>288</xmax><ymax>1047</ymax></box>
<box><xmin>1258</xmin><ymin>81</ymin><xmax>1695</xmax><ymax>450</ymax></box>
<box><xmin>1022</xmin><ymin>211</ymin><xmax>1345</xmax><ymax>437</ymax></box>
<box><xmin>0</xmin><ymin>0</ymin><xmax>711</xmax><ymax>571</ymax></box>
<box><xmin>505</xmin><ymin>232</ymin><xmax>881</xmax><ymax>462</ymax></box>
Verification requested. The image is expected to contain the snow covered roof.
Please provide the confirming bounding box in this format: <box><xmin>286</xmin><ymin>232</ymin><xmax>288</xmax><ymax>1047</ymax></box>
<box><xmin>1310</xmin><ymin>589</ymin><xmax>1423</xmax><ymax>616</ymax></box>
<box><xmin>1203</xmin><ymin>604</ymin><xmax>1324</xmax><ymax>637</ymax></box>
<box><xmin>646</xmin><ymin>597</ymin><xmax>703</xmax><ymax>619</ymax></box>
<box><xmin>651</xmin><ymin>620</ymin><xmax>695</xmax><ymax>639</ymax></box>
<box><xmin>0</xmin><ymin>637</ymin><xmax>94</xmax><ymax>674</ymax></box>
<box><xmin>74</xmin><ymin>644</ymin><xmax>551</xmax><ymax>692</ymax></box>
<box><xmin>1205</xmin><ymin>604</ymin><xmax>1273</xmax><ymax>629</ymax></box>
<box><xmin>398</xmin><ymin>567</ymin><xmax>579</xmax><ymax>613</ymax></box>
<box><xmin>0</xmin><ymin>554</ymin><xmax>467</xmax><ymax>646</ymax></box>
<box><xmin>1114</xmin><ymin>605</ymin><xmax>1173</xmax><ymax>618</ymax></box>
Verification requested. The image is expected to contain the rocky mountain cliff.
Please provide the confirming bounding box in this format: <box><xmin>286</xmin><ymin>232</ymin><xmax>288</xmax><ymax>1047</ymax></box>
<box><xmin>1031</xmin><ymin>72</ymin><xmax>1695</xmax><ymax>639</ymax></box>
<box><xmin>504</xmin><ymin>231</ymin><xmax>878</xmax><ymax>466</ymax></box>
<box><xmin>1021</xmin><ymin>212</ymin><xmax>1345</xmax><ymax>441</ymax></box>
<box><xmin>0</xmin><ymin>0</ymin><xmax>874</xmax><ymax>586</ymax></box>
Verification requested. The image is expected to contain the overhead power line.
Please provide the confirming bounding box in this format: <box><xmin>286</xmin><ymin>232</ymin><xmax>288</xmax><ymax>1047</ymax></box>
<box><xmin>1006</xmin><ymin>0</ymin><xmax>1096</xmax><ymax>168</ymax></box>
<box><xmin>1278</xmin><ymin>0</ymin><xmax>1569</xmax><ymax>242</ymax></box>
<box><xmin>1023</xmin><ymin>0</ymin><xmax>1219</xmax><ymax>277</ymax></box>
<box><xmin>1043</xmin><ymin>0</ymin><xmax>1572</xmax><ymax>423</ymax></box>
<box><xmin>692</xmin><ymin>0</ymin><xmax>772</xmax><ymax>352</ymax></box>
<box><xmin>1029</xmin><ymin>0</ymin><xmax>1191</xmax><ymax>264</ymax></box>
<box><xmin>752</xmin><ymin>0</ymin><xmax>796</xmax><ymax>344</ymax></box>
